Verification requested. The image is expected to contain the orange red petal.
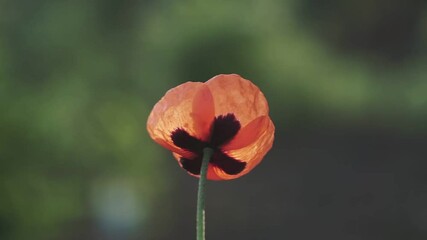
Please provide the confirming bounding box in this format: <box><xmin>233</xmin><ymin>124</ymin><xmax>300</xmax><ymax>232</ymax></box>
<box><xmin>147</xmin><ymin>82</ymin><xmax>213</xmax><ymax>158</ymax></box>
<box><xmin>147</xmin><ymin>74</ymin><xmax>275</xmax><ymax>180</ymax></box>
<box><xmin>222</xmin><ymin>116</ymin><xmax>274</xmax><ymax>179</ymax></box>
<box><xmin>205</xmin><ymin>74</ymin><xmax>269</xmax><ymax>126</ymax></box>
<box><xmin>191</xmin><ymin>84</ymin><xmax>215</xmax><ymax>142</ymax></box>
<box><xmin>222</xmin><ymin>115</ymin><xmax>271</xmax><ymax>151</ymax></box>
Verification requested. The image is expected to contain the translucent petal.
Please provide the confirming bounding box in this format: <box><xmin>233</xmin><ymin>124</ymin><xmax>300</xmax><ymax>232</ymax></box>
<box><xmin>221</xmin><ymin>117</ymin><xmax>275</xmax><ymax>180</ymax></box>
<box><xmin>222</xmin><ymin>115</ymin><xmax>271</xmax><ymax>151</ymax></box>
<box><xmin>205</xmin><ymin>74</ymin><xmax>269</xmax><ymax>126</ymax></box>
<box><xmin>147</xmin><ymin>82</ymin><xmax>214</xmax><ymax>157</ymax></box>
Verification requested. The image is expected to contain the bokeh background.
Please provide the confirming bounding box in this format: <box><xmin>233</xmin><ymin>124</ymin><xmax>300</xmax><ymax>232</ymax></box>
<box><xmin>1</xmin><ymin>0</ymin><xmax>427</xmax><ymax>239</ymax></box>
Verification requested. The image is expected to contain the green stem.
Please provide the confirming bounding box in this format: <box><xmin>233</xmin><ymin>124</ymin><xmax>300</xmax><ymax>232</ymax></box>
<box><xmin>197</xmin><ymin>147</ymin><xmax>214</xmax><ymax>240</ymax></box>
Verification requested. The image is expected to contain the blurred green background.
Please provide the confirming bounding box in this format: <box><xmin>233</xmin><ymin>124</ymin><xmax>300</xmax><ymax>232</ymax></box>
<box><xmin>1</xmin><ymin>0</ymin><xmax>427</xmax><ymax>239</ymax></box>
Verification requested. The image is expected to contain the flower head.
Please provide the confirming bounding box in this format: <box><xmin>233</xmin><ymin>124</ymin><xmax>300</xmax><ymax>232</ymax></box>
<box><xmin>147</xmin><ymin>74</ymin><xmax>275</xmax><ymax>180</ymax></box>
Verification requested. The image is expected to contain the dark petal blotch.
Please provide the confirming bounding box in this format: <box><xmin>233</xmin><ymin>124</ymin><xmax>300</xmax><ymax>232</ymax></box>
<box><xmin>210</xmin><ymin>113</ymin><xmax>241</xmax><ymax>147</ymax></box>
<box><xmin>180</xmin><ymin>157</ymin><xmax>202</xmax><ymax>175</ymax></box>
<box><xmin>211</xmin><ymin>151</ymin><xmax>246</xmax><ymax>175</ymax></box>
<box><xmin>171</xmin><ymin>128</ymin><xmax>206</xmax><ymax>153</ymax></box>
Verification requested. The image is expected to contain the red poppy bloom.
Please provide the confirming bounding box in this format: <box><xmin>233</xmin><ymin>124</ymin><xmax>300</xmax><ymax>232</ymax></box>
<box><xmin>147</xmin><ymin>74</ymin><xmax>275</xmax><ymax>180</ymax></box>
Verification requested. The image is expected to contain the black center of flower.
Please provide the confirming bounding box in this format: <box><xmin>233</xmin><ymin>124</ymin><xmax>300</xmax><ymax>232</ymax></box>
<box><xmin>170</xmin><ymin>113</ymin><xmax>246</xmax><ymax>175</ymax></box>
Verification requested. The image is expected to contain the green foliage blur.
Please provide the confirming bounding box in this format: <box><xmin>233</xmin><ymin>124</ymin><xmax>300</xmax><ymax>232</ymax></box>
<box><xmin>1</xmin><ymin>0</ymin><xmax>426</xmax><ymax>239</ymax></box>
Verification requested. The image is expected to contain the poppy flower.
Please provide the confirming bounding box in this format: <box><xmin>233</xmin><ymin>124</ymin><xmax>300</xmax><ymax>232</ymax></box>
<box><xmin>147</xmin><ymin>74</ymin><xmax>274</xmax><ymax>180</ymax></box>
